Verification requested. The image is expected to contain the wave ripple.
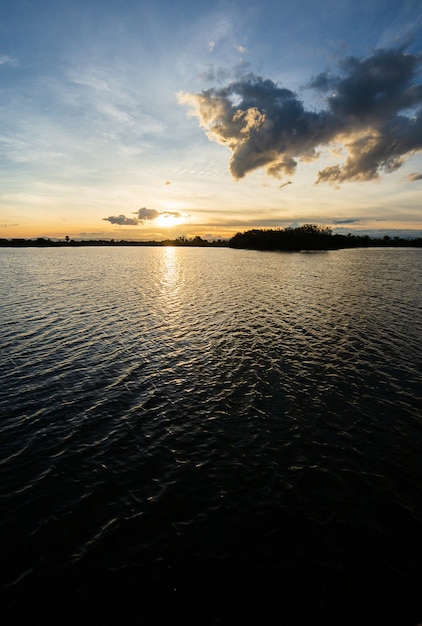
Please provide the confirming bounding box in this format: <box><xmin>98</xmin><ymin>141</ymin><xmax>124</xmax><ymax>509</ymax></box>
<box><xmin>1</xmin><ymin>246</ymin><xmax>421</xmax><ymax>625</ymax></box>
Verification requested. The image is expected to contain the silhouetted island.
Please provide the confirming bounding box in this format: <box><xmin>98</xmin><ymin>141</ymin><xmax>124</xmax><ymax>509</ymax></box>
<box><xmin>229</xmin><ymin>225</ymin><xmax>422</xmax><ymax>250</ymax></box>
<box><xmin>1</xmin><ymin>225</ymin><xmax>421</xmax><ymax>249</ymax></box>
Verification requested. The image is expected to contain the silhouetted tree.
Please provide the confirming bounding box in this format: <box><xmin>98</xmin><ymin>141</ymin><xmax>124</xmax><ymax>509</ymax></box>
<box><xmin>229</xmin><ymin>225</ymin><xmax>336</xmax><ymax>251</ymax></box>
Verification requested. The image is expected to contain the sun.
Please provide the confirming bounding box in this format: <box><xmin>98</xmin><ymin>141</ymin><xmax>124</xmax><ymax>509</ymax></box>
<box><xmin>155</xmin><ymin>213</ymin><xmax>183</xmax><ymax>228</ymax></box>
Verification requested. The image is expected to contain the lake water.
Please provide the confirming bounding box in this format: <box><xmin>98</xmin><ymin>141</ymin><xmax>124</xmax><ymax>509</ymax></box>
<box><xmin>1</xmin><ymin>246</ymin><xmax>421</xmax><ymax>625</ymax></box>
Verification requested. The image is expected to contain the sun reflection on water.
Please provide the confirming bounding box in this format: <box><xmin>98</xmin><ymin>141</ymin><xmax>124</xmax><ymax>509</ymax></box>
<box><xmin>162</xmin><ymin>246</ymin><xmax>179</xmax><ymax>285</ymax></box>
<box><xmin>158</xmin><ymin>246</ymin><xmax>183</xmax><ymax>317</ymax></box>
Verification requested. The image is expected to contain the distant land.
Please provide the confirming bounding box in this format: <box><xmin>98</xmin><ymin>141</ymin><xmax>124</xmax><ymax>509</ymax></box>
<box><xmin>1</xmin><ymin>225</ymin><xmax>422</xmax><ymax>250</ymax></box>
<box><xmin>228</xmin><ymin>225</ymin><xmax>422</xmax><ymax>251</ymax></box>
<box><xmin>0</xmin><ymin>235</ymin><xmax>228</xmax><ymax>248</ymax></box>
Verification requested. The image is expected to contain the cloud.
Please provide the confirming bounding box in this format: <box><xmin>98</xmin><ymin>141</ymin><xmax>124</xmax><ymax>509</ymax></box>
<box><xmin>178</xmin><ymin>48</ymin><xmax>422</xmax><ymax>184</ymax></box>
<box><xmin>137</xmin><ymin>207</ymin><xmax>160</xmax><ymax>221</ymax></box>
<box><xmin>103</xmin><ymin>214</ymin><xmax>139</xmax><ymax>225</ymax></box>
<box><xmin>331</xmin><ymin>218</ymin><xmax>361</xmax><ymax>224</ymax></box>
<box><xmin>408</xmin><ymin>172</ymin><xmax>422</xmax><ymax>181</ymax></box>
<box><xmin>0</xmin><ymin>55</ymin><xmax>17</xmax><ymax>66</ymax></box>
<box><xmin>103</xmin><ymin>207</ymin><xmax>182</xmax><ymax>226</ymax></box>
<box><xmin>136</xmin><ymin>207</ymin><xmax>181</xmax><ymax>221</ymax></box>
<box><xmin>162</xmin><ymin>211</ymin><xmax>181</xmax><ymax>218</ymax></box>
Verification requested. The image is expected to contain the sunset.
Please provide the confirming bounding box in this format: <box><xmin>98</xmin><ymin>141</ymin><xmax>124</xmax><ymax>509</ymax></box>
<box><xmin>1</xmin><ymin>2</ymin><xmax>422</xmax><ymax>625</ymax></box>
<box><xmin>1</xmin><ymin>0</ymin><xmax>422</xmax><ymax>241</ymax></box>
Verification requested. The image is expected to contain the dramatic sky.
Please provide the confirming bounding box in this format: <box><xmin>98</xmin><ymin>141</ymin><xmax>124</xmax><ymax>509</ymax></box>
<box><xmin>1</xmin><ymin>0</ymin><xmax>422</xmax><ymax>240</ymax></box>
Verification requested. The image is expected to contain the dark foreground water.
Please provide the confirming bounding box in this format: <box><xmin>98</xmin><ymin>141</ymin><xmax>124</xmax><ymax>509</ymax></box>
<box><xmin>1</xmin><ymin>246</ymin><xmax>421</xmax><ymax>625</ymax></box>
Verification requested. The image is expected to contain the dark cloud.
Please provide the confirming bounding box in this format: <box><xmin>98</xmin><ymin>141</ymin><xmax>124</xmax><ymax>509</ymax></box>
<box><xmin>136</xmin><ymin>207</ymin><xmax>181</xmax><ymax>221</ymax></box>
<box><xmin>408</xmin><ymin>172</ymin><xmax>422</xmax><ymax>181</ymax></box>
<box><xmin>103</xmin><ymin>214</ymin><xmax>139</xmax><ymax>225</ymax></box>
<box><xmin>331</xmin><ymin>218</ymin><xmax>361</xmax><ymax>225</ymax></box>
<box><xmin>310</xmin><ymin>49</ymin><xmax>422</xmax><ymax>120</ymax></box>
<box><xmin>137</xmin><ymin>207</ymin><xmax>160</xmax><ymax>221</ymax></box>
<box><xmin>179</xmin><ymin>48</ymin><xmax>422</xmax><ymax>184</ymax></box>
<box><xmin>103</xmin><ymin>208</ymin><xmax>182</xmax><ymax>227</ymax></box>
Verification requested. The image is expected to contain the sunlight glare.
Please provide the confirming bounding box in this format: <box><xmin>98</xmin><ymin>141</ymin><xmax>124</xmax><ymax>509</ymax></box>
<box><xmin>155</xmin><ymin>213</ymin><xmax>182</xmax><ymax>228</ymax></box>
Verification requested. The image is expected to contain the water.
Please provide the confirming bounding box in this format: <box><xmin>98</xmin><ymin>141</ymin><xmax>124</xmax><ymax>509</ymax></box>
<box><xmin>1</xmin><ymin>246</ymin><xmax>421</xmax><ymax>625</ymax></box>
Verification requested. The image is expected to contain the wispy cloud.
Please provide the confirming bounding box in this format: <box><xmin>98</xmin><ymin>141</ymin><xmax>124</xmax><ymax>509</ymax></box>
<box><xmin>65</xmin><ymin>65</ymin><xmax>166</xmax><ymax>140</ymax></box>
<box><xmin>407</xmin><ymin>172</ymin><xmax>422</xmax><ymax>181</ymax></box>
<box><xmin>179</xmin><ymin>47</ymin><xmax>422</xmax><ymax>185</ymax></box>
<box><xmin>331</xmin><ymin>218</ymin><xmax>361</xmax><ymax>224</ymax></box>
<box><xmin>0</xmin><ymin>55</ymin><xmax>17</xmax><ymax>66</ymax></box>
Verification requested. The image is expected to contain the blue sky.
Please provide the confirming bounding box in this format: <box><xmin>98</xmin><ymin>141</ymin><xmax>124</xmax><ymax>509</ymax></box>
<box><xmin>1</xmin><ymin>0</ymin><xmax>422</xmax><ymax>240</ymax></box>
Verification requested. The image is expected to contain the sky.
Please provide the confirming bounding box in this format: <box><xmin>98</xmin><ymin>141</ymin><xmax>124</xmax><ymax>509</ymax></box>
<box><xmin>1</xmin><ymin>0</ymin><xmax>422</xmax><ymax>241</ymax></box>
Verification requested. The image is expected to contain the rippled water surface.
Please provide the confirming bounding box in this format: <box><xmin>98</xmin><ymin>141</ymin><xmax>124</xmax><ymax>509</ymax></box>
<box><xmin>1</xmin><ymin>246</ymin><xmax>421</xmax><ymax>625</ymax></box>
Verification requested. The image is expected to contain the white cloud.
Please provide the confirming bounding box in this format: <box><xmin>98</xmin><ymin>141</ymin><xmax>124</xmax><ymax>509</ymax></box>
<box><xmin>0</xmin><ymin>55</ymin><xmax>17</xmax><ymax>66</ymax></box>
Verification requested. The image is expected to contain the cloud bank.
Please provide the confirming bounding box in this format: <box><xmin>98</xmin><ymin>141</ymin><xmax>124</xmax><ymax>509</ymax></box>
<box><xmin>103</xmin><ymin>207</ymin><xmax>181</xmax><ymax>226</ymax></box>
<box><xmin>178</xmin><ymin>48</ymin><xmax>422</xmax><ymax>184</ymax></box>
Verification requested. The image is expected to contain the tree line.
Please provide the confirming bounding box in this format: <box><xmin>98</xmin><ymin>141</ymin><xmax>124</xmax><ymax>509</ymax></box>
<box><xmin>1</xmin><ymin>226</ymin><xmax>421</xmax><ymax>249</ymax></box>
<box><xmin>0</xmin><ymin>236</ymin><xmax>229</xmax><ymax>247</ymax></box>
<box><xmin>228</xmin><ymin>224</ymin><xmax>422</xmax><ymax>251</ymax></box>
